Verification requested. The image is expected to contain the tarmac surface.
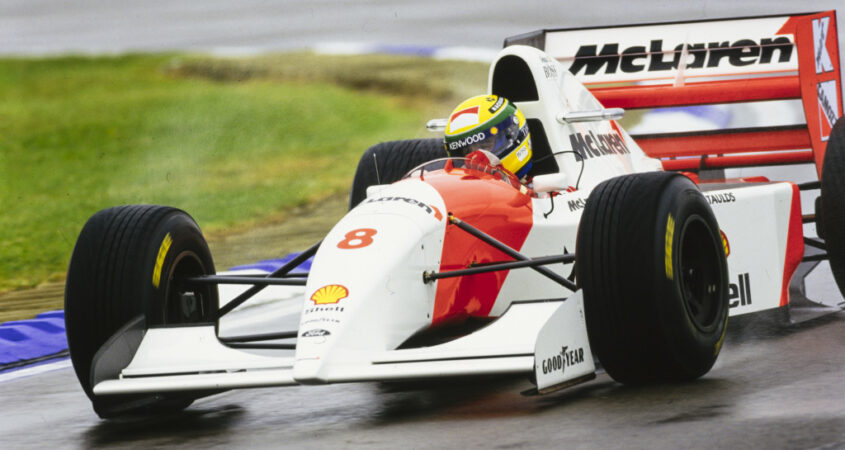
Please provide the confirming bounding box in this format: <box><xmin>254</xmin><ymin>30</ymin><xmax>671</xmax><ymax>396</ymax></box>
<box><xmin>3</xmin><ymin>309</ymin><xmax>845</xmax><ymax>448</ymax></box>
<box><xmin>3</xmin><ymin>1</ymin><xmax>845</xmax><ymax>448</ymax></box>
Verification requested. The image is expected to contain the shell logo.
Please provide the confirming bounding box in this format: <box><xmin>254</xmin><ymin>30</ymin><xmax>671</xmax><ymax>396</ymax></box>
<box><xmin>720</xmin><ymin>230</ymin><xmax>731</xmax><ymax>258</ymax></box>
<box><xmin>310</xmin><ymin>284</ymin><xmax>349</xmax><ymax>305</ymax></box>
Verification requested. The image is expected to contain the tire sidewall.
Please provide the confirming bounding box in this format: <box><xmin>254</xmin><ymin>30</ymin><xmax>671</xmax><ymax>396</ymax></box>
<box><xmin>652</xmin><ymin>177</ymin><xmax>729</xmax><ymax>377</ymax></box>
<box><xmin>141</xmin><ymin>212</ymin><xmax>217</xmax><ymax>326</ymax></box>
<box><xmin>821</xmin><ymin>117</ymin><xmax>845</xmax><ymax>296</ymax></box>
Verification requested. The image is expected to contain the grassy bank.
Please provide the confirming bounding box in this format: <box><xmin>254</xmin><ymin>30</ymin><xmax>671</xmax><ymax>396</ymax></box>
<box><xmin>0</xmin><ymin>53</ymin><xmax>488</xmax><ymax>293</ymax></box>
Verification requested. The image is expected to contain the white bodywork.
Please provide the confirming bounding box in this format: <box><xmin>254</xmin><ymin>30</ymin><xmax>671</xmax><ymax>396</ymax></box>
<box><xmin>92</xmin><ymin>45</ymin><xmax>802</xmax><ymax>397</ymax></box>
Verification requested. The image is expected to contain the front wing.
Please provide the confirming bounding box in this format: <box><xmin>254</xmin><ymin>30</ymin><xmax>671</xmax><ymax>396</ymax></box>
<box><xmin>92</xmin><ymin>292</ymin><xmax>595</xmax><ymax>396</ymax></box>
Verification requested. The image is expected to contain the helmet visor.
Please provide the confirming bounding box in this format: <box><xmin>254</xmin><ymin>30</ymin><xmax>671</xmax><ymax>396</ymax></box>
<box><xmin>446</xmin><ymin>113</ymin><xmax>522</xmax><ymax>157</ymax></box>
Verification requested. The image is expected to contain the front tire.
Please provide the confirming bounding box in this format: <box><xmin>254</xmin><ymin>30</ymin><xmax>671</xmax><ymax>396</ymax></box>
<box><xmin>65</xmin><ymin>205</ymin><xmax>218</xmax><ymax>418</ymax></box>
<box><xmin>577</xmin><ymin>172</ymin><xmax>729</xmax><ymax>384</ymax></box>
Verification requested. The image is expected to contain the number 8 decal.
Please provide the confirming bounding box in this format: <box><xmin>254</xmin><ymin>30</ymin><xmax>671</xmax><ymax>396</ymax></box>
<box><xmin>337</xmin><ymin>228</ymin><xmax>377</xmax><ymax>249</ymax></box>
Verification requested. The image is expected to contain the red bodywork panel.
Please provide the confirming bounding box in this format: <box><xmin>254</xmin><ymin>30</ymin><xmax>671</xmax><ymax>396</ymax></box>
<box><xmin>423</xmin><ymin>167</ymin><xmax>533</xmax><ymax>326</ymax></box>
<box><xmin>594</xmin><ymin>76</ymin><xmax>801</xmax><ymax>109</ymax></box>
<box><xmin>781</xmin><ymin>183</ymin><xmax>805</xmax><ymax>307</ymax></box>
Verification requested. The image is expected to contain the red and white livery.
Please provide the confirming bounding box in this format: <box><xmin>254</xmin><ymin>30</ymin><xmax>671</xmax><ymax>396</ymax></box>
<box><xmin>64</xmin><ymin>11</ymin><xmax>845</xmax><ymax>418</ymax></box>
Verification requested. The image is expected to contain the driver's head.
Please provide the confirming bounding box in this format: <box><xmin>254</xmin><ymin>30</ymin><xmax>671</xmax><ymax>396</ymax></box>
<box><xmin>444</xmin><ymin>95</ymin><xmax>532</xmax><ymax>177</ymax></box>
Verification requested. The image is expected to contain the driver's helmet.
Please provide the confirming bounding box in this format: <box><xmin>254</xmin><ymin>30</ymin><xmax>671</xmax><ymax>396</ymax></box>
<box><xmin>444</xmin><ymin>95</ymin><xmax>532</xmax><ymax>178</ymax></box>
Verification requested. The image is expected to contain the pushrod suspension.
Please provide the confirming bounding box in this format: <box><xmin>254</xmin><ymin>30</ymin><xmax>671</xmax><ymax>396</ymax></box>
<box><xmin>797</xmin><ymin>181</ymin><xmax>820</xmax><ymax>190</ymax></box>
<box><xmin>219</xmin><ymin>331</ymin><xmax>298</xmax><ymax>343</ymax></box>
<box><xmin>447</xmin><ymin>214</ymin><xmax>577</xmax><ymax>291</ymax></box>
<box><xmin>804</xmin><ymin>237</ymin><xmax>827</xmax><ymax>251</ymax></box>
<box><xmin>187</xmin><ymin>276</ymin><xmax>307</xmax><ymax>286</ymax></box>
<box><xmin>424</xmin><ymin>254</ymin><xmax>575</xmax><ymax>283</ymax></box>
<box><xmin>211</xmin><ymin>240</ymin><xmax>322</xmax><ymax>320</ymax></box>
<box><xmin>225</xmin><ymin>342</ymin><xmax>297</xmax><ymax>350</ymax></box>
<box><xmin>802</xmin><ymin>254</ymin><xmax>829</xmax><ymax>262</ymax></box>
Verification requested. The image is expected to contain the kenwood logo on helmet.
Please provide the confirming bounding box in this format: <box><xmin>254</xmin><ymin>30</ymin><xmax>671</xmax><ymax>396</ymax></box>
<box><xmin>448</xmin><ymin>132</ymin><xmax>486</xmax><ymax>150</ymax></box>
<box><xmin>568</xmin><ymin>37</ymin><xmax>793</xmax><ymax>76</ymax></box>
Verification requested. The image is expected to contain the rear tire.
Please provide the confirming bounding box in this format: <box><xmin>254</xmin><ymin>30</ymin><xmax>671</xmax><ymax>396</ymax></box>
<box><xmin>65</xmin><ymin>205</ymin><xmax>218</xmax><ymax>418</ymax></box>
<box><xmin>577</xmin><ymin>172</ymin><xmax>729</xmax><ymax>384</ymax></box>
<box><xmin>349</xmin><ymin>138</ymin><xmax>445</xmax><ymax>209</ymax></box>
<box><xmin>820</xmin><ymin>116</ymin><xmax>845</xmax><ymax>297</ymax></box>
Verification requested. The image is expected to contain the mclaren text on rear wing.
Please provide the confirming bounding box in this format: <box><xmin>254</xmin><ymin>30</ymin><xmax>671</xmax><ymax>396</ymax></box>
<box><xmin>505</xmin><ymin>11</ymin><xmax>843</xmax><ymax>176</ymax></box>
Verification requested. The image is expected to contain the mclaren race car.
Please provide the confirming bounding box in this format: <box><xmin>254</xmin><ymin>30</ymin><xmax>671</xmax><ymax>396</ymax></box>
<box><xmin>64</xmin><ymin>11</ymin><xmax>845</xmax><ymax>418</ymax></box>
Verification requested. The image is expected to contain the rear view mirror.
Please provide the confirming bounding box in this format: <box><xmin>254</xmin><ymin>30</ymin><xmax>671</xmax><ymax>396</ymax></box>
<box><xmin>557</xmin><ymin>108</ymin><xmax>624</xmax><ymax>123</ymax></box>
<box><xmin>426</xmin><ymin>118</ymin><xmax>448</xmax><ymax>132</ymax></box>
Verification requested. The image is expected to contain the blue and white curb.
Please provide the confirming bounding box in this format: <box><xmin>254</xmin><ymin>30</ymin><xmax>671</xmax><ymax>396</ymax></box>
<box><xmin>0</xmin><ymin>254</ymin><xmax>313</xmax><ymax>375</ymax></box>
<box><xmin>228</xmin><ymin>252</ymin><xmax>313</xmax><ymax>273</ymax></box>
<box><xmin>312</xmin><ymin>42</ymin><xmax>498</xmax><ymax>63</ymax></box>
<box><xmin>0</xmin><ymin>310</ymin><xmax>68</xmax><ymax>373</ymax></box>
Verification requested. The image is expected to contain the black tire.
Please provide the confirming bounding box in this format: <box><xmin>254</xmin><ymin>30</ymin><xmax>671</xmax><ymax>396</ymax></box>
<box><xmin>65</xmin><ymin>205</ymin><xmax>218</xmax><ymax>418</ymax></box>
<box><xmin>820</xmin><ymin>116</ymin><xmax>845</xmax><ymax>297</ymax></box>
<box><xmin>349</xmin><ymin>138</ymin><xmax>445</xmax><ymax>209</ymax></box>
<box><xmin>576</xmin><ymin>172</ymin><xmax>729</xmax><ymax>384</ymax></box>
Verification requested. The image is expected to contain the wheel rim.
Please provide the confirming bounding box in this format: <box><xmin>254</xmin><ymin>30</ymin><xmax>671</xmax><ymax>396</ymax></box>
<box><xmin>678</xmin><ymin>216</ymin><xmax>723</xmax><ymax>331</ymax></box>
<box><xmin>163</xmin><ymin>250</ymin><xmax>214</xmax><ymax>324</ymax></box>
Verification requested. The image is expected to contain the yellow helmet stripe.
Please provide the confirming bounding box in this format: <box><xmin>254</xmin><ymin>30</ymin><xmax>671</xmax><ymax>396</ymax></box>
<box><xmin>499</xmin><ymin>133</ymin><xmax>532</xmax><ymax>174</ymax></box>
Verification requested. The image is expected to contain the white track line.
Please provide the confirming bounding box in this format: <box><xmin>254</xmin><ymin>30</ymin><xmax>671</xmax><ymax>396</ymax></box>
<box><xmin>0</xmin><ymin>359</ymin><xmax>71</xmax><ymax>383</ymax></box>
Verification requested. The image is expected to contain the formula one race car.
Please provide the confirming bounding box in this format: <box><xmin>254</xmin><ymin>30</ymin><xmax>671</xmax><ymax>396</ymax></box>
<box><xmin>65</xmin><ymin>11</ymin><xmax>845</xmax><ymax>418</ymax></box>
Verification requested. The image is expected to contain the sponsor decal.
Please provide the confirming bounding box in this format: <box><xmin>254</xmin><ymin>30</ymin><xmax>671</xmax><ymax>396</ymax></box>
<box><xmin>813</xmin><ymin>17</ymin><xmax>833</xmax><ymax>74</ymax></box>
<box><xmin>300</xmin><ymin>329</ymin><xmax>331</xmax><ymax>338</ymax></box>
<box><xmin>665</xmin><ymin>214</ymin><xmax>675</xmax><ymax>281</ymax></box>
<box><xmin>567</xmin><ymin>197</ymin><xmax>587</xmax><ymax>212</ymax></box>
<box><xmin>516</xmin><ymin>146</ymin><xmax>529</xmax><ymax>161</ymax></box>
<box><xmin>152</xmin><ymin>232</ymin><xmax>172</xmax><ymax>288</ymax></box>
<box><xmin>488</xmin><ymin>96</ymin><xmax>505</xmax><ymax>114</ymax></box>
<box><xmin>449</xmin><ymin>106</ymin><xmax>480</xmax><ymax>131</ymax></box>
<box><xmin>431</xmin><ymin>205</ymin><xmax>443</xmax><ymax>221</ymax></box>
<box><xmin>301</xmin><ymin>317</ymin><xmax>341</xmax><ymax>326</ymax></box>
<box><xmin>720</xmin><ymin>230</ymin><xmax>731</xmax><ymax>258</ymax></box>
<box><xmin>705</xmin><ymin>192</ymin><xmax>736</xmax><ymax>204</ymax></box>
<box><xmin>729</xmin><ymin>273</ymin><xmax>752</xmax><ymax>308</ymax></box>
<box><xmin>447</xmin><ymin>131</ymin><xmax>486</xmax><ymax>151</ymax></box>
<box><xmin>310</xmin><ymin>284</ymin><xmax>348</xmax><ymax>305</ymax></box>
<box><xmin>568</xmin><ymin>37</ymin><xmax>793</xmax><ymax>76</ymax></box>
<box><xmin>303</xmin><ymin>305</ymin><xmax>345</xmax><ymax>315</ymax></box>
<box><xmin>541</xmin><ymin>55</ymin><xmax>559</xmax><ymax>79</ymax></box>
<box><xmin>541</xmin><ymin>345</ymin><xmax>585</xmax><ymax>375</ymax></box>
<box><xmin>569</xmin><ymin>131</ymin><xmax>630</xmax><ymax>161</ymax></box>
<box><xmin>818</xmin><ymin>80</ymin><xmax>840</xmax><ymax>140</ymax></box>
<box><xmin>364</xmin><ymin>196</ymin><xmax>444</xmax><ymax>221</ymax></box>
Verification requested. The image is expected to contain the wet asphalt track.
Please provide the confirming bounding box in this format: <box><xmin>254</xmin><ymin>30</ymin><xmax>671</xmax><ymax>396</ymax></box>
<box><xmin>4</xmin><ymin>0</ymin><xmax>845</xmax><ymax>447</ymax></box>
<box><xmin>3</xmin><ymin>310</ymin><xmax>845</xmax><ymax>448</ymax></box>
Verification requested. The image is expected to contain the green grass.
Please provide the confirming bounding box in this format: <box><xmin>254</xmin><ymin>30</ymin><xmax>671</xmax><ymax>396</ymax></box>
<box><xmin>0</xmin><ymin>53</ymin><xmax>488</xmax><ymax>292</ymax></box>
<box><xmin>170</xmin><ymin>52</ymin><xmax>488</xmax><ymax>102</ymax></box>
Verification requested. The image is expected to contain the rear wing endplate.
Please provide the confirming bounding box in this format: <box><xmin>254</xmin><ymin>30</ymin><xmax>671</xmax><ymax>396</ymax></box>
<box><xmin>505</xmin><ymin>11</ymin><xmax>843</xmax><ymax>176</ymax></box>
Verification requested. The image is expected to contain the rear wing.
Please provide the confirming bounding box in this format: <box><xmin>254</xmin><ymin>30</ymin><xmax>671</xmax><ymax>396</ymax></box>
<box><xmin>505</xmin><ymin>11</ymin><xmax>843</xmax><ymax>177</ymax></box>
